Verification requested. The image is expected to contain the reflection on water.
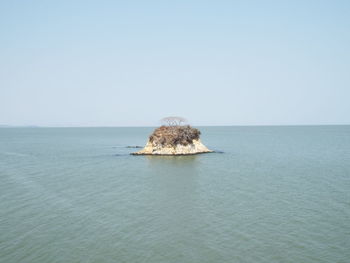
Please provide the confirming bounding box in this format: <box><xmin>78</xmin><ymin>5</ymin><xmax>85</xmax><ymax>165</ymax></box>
<box><xmin>145</xmin><ymin>154</ymin><xmax>202</xmax><ymax>248</ymax></box>
<box><xmin>146</xmin><ymin>154</ymin><xmax>199</xmax><ymax>167</ymax></box>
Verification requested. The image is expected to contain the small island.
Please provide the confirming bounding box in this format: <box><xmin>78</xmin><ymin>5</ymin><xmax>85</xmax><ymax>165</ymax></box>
<box><xmin>132</xmin><ymin>117</ymin><xmax>213</xmax><ymax>155</ymax></box>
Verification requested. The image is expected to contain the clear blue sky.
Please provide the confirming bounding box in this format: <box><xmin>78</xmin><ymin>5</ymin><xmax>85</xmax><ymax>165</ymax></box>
<box><xmin>1</xmin><ymin>0</ymin><xmax>349</xmax><ymax>126</ymax></box>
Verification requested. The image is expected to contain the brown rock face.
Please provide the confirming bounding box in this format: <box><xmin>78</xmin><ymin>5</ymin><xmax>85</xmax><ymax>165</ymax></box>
<box><xmin>132</xmin><ymin>126</ymin><xmax>213</xmax><ymax>155</ymax></box>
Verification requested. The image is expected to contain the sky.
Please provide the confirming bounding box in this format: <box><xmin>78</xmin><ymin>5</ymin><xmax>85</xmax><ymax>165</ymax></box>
<box><xmin>1</xmin><ymin>0</ymin><xmax>349</xmax><ymax>127</ymax></box>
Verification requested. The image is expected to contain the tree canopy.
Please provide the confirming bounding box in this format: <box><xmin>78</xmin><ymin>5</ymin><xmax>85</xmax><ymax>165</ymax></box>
<box><xmin>160</xmin><ymin>116</ymin><xmax>187</xmax><ymax>126</ymax></box>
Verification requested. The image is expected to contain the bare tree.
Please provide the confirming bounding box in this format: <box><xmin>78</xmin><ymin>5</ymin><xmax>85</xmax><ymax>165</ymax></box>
<box><xmin>161</xmin><ymin>116</ymin><xmax>187</xmax><ymax>126</ymax></box>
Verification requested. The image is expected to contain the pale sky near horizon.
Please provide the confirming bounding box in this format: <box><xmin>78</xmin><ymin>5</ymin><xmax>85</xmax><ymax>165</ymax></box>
<box><xmin>1</xmin><ymin>0</ymin><xmax>349</xmax><ymax>127</ymax></box>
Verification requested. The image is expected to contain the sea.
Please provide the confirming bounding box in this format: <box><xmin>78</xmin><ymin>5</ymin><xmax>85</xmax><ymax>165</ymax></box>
<box><xmin>0</xmin><ymin>126</ymin><xmax>349</xmax><ymax>263</ymax></box>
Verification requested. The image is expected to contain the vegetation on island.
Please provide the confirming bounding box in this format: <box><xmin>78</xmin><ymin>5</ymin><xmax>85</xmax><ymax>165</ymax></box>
<box><xmin>149</xmin><ymin>117</ymin><xmax>201</xmax><ymax>147</ymax></box>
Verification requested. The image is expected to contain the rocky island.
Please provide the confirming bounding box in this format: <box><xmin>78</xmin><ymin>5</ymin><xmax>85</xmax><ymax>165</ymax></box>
<box><xmin>132</xmin><ymin>117</ymin><xmax>213</xmax><ymax>155</ymax></box>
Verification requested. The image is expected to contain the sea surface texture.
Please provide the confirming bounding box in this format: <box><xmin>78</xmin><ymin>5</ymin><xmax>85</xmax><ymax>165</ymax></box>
<box><xmin>1</xmin><ymin>126</ymin><xmax>349</xmax><ymax>263</ymax></box>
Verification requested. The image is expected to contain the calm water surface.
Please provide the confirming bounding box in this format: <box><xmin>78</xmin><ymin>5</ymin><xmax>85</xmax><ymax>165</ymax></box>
<box><xmin>1</xmin><ymin>126</ymin><xmax>349</xmax><ymax>263</ymax></box>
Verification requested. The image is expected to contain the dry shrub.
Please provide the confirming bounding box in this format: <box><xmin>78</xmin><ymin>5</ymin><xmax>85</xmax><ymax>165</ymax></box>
<box><xmin>149</xmin><ymin>125</ymin><xmax>201</xmax><ymax>147</ymax></box>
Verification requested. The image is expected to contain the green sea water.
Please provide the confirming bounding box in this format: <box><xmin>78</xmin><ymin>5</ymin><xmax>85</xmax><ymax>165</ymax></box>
<box><xmin>1</xmin><ymin>126</ymin><xmax>349</xmax><ymax>263</ymax></box>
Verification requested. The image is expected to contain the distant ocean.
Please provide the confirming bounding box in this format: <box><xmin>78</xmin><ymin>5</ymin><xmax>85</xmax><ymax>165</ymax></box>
<box><xmin>1</xmin><ymin>126</ymin><xmax>349</xmax><ymax>263</ymax></box>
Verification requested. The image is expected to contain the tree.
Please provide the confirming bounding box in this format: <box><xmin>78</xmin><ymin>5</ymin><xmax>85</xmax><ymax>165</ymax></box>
<box><xmin>160</xmin><ymin>116</ymin><xmax>187</xmax><ymax>126</ymax></box>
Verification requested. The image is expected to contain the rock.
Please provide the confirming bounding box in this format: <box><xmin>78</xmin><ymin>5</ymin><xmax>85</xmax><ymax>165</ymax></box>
<box><xmin>131</xmin><ymin>125</ymin><xmax>213</xmax><ymax>155</ymax></box>
<box><xmin>132</xmin><ymin>139</ymin><xmax>213</xmax><ymax>155</ymax></box>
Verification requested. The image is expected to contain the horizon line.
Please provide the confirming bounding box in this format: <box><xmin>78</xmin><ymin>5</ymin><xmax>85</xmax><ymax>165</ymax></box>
<box><xmin>1</xmin><ymin>123</ymin><xmax>349</xmax><ymax>128</ymax></box>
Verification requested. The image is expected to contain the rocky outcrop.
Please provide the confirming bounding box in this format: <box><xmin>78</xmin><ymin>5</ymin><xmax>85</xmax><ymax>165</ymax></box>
<box><xmin>131</xmin><ymin>125</ymin><xmax>213</xmax><ymax>155</ymax></box>
<box><xmin>132</xmin><ymin>139</ymin><xmax>212</xmax><ymax>155</ymax></box>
